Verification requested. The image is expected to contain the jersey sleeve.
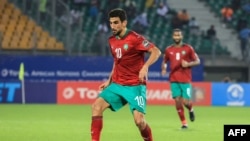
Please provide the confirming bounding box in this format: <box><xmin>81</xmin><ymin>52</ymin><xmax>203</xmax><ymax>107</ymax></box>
<box><xmin>164</xmin><ymin>48</ymin><xmax>169</xmax><ymax>63</ymax></box>
<box><xmin>108</xmin><ymin>40</ymin><xmax>115</xmax><ymax>57</ymax></box>
<box><xmin>189</xmin><ymin>46</ymin><xmax>199</xmax><ymax>61</ymax></box>
<box><xmin>133</xmin><ymin>34</ymin><xmax>154</xmax><ymax>51</ymax></box>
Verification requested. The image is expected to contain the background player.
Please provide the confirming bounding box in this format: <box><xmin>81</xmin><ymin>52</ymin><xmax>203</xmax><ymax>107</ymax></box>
<box><xmin>91</xmin><ymin>8</ymin><xmax>161</xmax><ymax>141</ymax></box>
<box><xmin>161</xmin><ymin>28</ymin><xmax>200</xmax><ymax>129</ymax></box>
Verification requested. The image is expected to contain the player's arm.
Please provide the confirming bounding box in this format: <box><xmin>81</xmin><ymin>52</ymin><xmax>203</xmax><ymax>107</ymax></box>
<box><xmin>188</xmin><ymin>54</ymin><xmax>200</xmax><ymax>67</ymax></box>
<box><xmin>139</xmin><ymin>46</ymin><xmax>161</xmax><ymax>82</ymax></box>
<box><xmin>144</xmin><ymin>46</ymin><xmax>161</xmax><ymax>68</ymax></box>
<box><xmin>107</xmin><ymin>63</ymin><xmax>115</xmax><ymax>83</ymax></box>
<box><xmin>182</xmin><ymin>47</ymin><xmax>201</xmax><ymax>68</ymax></box>
<box><xmin>182</xmin><ymin>53</ymin><xmax>200</xmax><ymax>68</ymax></box>
<box><xmin>103</xmin><ymin>41</ymin><xmax>114</xmax><ymax>86</ymax></box>
<box><xmin>161</xmin><ymin>55</ymin><xmax>167</xmax><ymax>76</ymax></box>
<box><xmin>99</xmin><ymin>63</ymin><xmax>115</xmax><ymax>90</ymax></box>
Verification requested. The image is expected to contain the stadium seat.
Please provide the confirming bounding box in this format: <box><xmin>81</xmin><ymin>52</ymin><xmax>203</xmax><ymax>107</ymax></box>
<box><xmin>6</xmin><ymin>24</ymin><xmax>16</xmax><ymax>34</ymax></box>
<box><xmin>12</xmin><ymin>34</ymin><xmax>21</xmax><ymax>42</ymax></box>
<box><xmin>10</xmin><ymin>40</ymin><xmax>19</xmax><ymax>49</ymax></box>
<box><xmin>19</xmin><ymin>15</ymin><xmax>28</xmax><ymax>23</ymax></box>
<box><xmin>0</xmin><ymin>0</ymin><xmax>7</xmax><ymax>6</ymax></box>
<box><xmin>0</xmin><ymin>24</ymin><xmax>6</xmax><ymax>32</ymax></box>
<box><xmin>3</xmin><ymin>8</ymin><xmax>13</xmax><ymax>15</ymax></box>
<box><xmin>8</xmin><ymin>19</ymin><xmax>17</xmax><ymax>26</ymax></box>
<box><xmin>19</xmin><ymin>39</ymin><xmax>33</xmax><ymax>50</ymax></box>
<box><xmin>0</xmin><ymin>0</ymin><xmax>65</xmax><ymax>51</ymax></box>
<box><xmin>47</xmin><ymin>37</ymin><xmax>56</xmax><ymax>49</ymax></box>
<box><xmin>11</xmin><ymin>8</ymin><xmax>21</xmax><ymax>20</ymax></box>
<box><xmin>4</xmin><ymin>30</ymin><xmax>13</xmax><ymax>38</ymax></box>
<box><xmin>37</xmin><ymin>39</ymin><xmax>47</xmax><ymax>50</ymax></box>
<box><xmin>26</xmin><ymin>20</ymin><xmax>35</xmax><ymax>31</ymax></box>
<box><xmin>41</xmin><ymin>31</ymin><xmax>50</xmax><ymax>38</ymax></box>
<box><xmin>26</xmin><ymin>19</ymin><xmax>35</xmax><ymax>27</ymax></box>
<box><xmin>34</xmin><ymin>26</ymin><xmax>42</xmax><ymax>36</ymax></box>
<box><xmin>16</xmin><ymin>25</ymin><xmax>25</xmax><ymax>33</ymax></box>
<box><xmin>0</xmin><ymin>14</ymin><xmax>10</xmax><ymax>24</ymax></box>
<box><xmin>55</xmin><ymin>42</ymin><xmax>64</xmax><ymax>51</ymax></box>
<box><xmin>22</xmin><ymin>31</ymin><xmax>31</xmax><ymax>39</ymax></box>
<box><xmin>1</xmin><ymin>36</ymin><xmax>11</xmax><ymax>49</ymax></box>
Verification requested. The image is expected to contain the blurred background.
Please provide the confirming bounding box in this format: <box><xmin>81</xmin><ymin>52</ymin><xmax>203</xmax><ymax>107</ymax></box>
<box><xmin>1</xmin><ymin>2</ymin><xmax>250</xmax><ymax>140</ymax></box>
<box><xmin>1</xmin><ymin>0</ymin><xmax>250</xmax><ymax>82</ymax></box>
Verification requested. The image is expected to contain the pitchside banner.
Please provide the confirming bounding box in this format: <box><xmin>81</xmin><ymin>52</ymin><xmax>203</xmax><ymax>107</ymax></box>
<box><xmin>0</xmin><ymin>55</ymin><xmax>204</xmax><ymax>81</ymax></box>
<box><xmin>212</xmin><ymin>83</ymin><xmax>250</xmax><ymax>106</ymax></box>
<box><xmin>2</xmin><ymin>80</ymin><xmax>250</xmax><ymax>106</ymax></box>
<box><xmin>57</xmin><ymin>81</ymin><xmax>211</xmax><ymax>105</ymax></box>
<box><xmin>0</xmin><ymin>80</ymin><xmax>56</xmax><ymax>103</ymax></box>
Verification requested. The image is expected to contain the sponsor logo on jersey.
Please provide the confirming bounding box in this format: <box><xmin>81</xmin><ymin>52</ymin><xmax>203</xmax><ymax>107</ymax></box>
<box><xmin>182</xmin><ymin>50</ymin><xmax>186</xmax><ymax>55</ymax></box>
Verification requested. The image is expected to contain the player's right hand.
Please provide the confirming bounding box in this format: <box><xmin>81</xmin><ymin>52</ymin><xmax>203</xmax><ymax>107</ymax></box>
<box><xmin>181</xmin><ymin>60</ymin><xmax>189</xmax><ymax>68</ymax></box>
<box><xmin>161</xmin><ymin>69</ymin><xmax>167</xmax><ymax>76</ymax></box>
<box><xmin>99</xmin><ymin>81</ymin><xmax>110</xmax><ymax>91</ymax></box>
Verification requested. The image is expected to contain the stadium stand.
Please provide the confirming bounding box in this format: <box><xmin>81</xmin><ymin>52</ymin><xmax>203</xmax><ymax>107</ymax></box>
<box><xmin>204</xmin><ymin>0</ymin><xmax>249</xmax><ymax>34</ymax></box>
<box><xmin>199</xmin><ymin>0</ymin><xmax>250</xmax><ymax>59</ymax></box>
<box><xmin>1</xmin><ymin>0</ymin><xmax>233</xmax><ymax>56</ymax></box>
<box><xmin>144</xmin><ymin>3</ymin><xmax>230</xmax><ymax>55</ymax></box>
<box><xmin>11</xmin><ymin>0</ymin><xmax>103</xmax><ymax>54</ymax></box>
<box><xmin>0</xmin><ymin>0</ymin><xmax>64</xmax><ymax>51</ymax></box>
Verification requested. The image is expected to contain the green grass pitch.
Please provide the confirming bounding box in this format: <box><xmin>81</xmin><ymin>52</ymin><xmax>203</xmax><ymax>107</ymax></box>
<box><xmin>0</xmin><ymin>104</ymin><xmax>249</xmax><ymax>141</ymax></box>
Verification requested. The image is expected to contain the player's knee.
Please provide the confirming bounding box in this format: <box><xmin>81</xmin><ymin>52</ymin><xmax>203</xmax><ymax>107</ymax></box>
<box><xmin>134</xmin><ymin>118</ymin><xmax>146</xmax><ymax>129</ymax></box>
<box><xmin>175</xmin><ymin>97</ymin><xmax>183</xmax><ymax>104</ymax></box>
<box><xmin>135</xmin><ymin>119</ymin><xmax>143</xmax><ymax>128</ymax></box>
<box><xmin>184</xmin><ymin>100</ymin><xmax>191</xmax><ymax>106</ymax></box>
<box><xmin>175</xmin><ymin>97</ymin><xmax>181</xmax><ymax>102</ymax></box>
<box><xmin>91</xmin><ymin>98</ymin><xmax>109</xmax><ymax>115</ymax></box>
<box><xmin>133</xmin><ymin>110</ymin><xmax>146</xmax><ymax>129</ymax></box>
<box><xmin>91</xmin><ymin>101</ymin><xmax>103</xmax><ymax>113</ymax></box>
<box><xmin>91</xmin><ymin>103</ymin><xmax>100</xmax><ymax>112</ymax></box>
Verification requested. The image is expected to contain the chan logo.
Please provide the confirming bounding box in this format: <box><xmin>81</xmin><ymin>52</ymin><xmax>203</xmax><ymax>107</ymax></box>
<box><xmin>227</xmin><ymin>84</ymin><xmax>244</xmax><ymax>106</ymax></box>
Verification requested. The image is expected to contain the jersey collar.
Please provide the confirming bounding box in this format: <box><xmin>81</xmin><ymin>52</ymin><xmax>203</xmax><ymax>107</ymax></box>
<box><xmin>174</xmin><ymin>42</ymin><xmax>184</xmax><ymax>47</ymax></box>
<box><xmin>116</xmin><ymin>29</ymin><xmax>130</xmax><ymax>39</ymax></box>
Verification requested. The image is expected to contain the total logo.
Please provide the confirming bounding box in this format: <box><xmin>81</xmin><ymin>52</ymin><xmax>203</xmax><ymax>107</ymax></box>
<box><xmin>1</xmin><ymin>69</ymin><xmax>8</xmax><ymax>77</ymax></box>
<box><xmin>226</xmin><ymin>84</ymin><xmax>245</xmax><ymax>106</ymax></box>
<box><xmin>62</xmin><ymin>87</ymin><xmax>100</xmax><ymax>100</ymax></box>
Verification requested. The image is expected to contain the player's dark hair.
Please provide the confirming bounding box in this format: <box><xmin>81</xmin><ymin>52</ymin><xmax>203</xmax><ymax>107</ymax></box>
<box><xmin>108</xmin><ymin>8</ymin><xmax>127</xmax><ymax>22</ymax></box>
<box><xmin>173</xmin><ymin>28</ymin><xmax>182</xmax><ymax>33</ymax></box>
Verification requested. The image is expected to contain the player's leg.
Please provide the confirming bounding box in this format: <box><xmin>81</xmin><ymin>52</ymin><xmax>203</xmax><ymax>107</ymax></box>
<box><xmin>124</xmin><ymin>84</ymin><xmax>153</xmax><ymax>141</ymax></box>
<box><xmin>91</xmin><ymin>97</ymin><xmax>109</xmax><ymax>141</ymax></box>
<box><xmin>183</xmin><ymin>99</ymin><xmax>195</xmax><ymax>122</ymax></box>
<box><xmin>175</xmin><ymin>97</ymin><xmax>188</xmax><ymax>128</ymax></box>
<box><xmin>133</xmin><ymin>110</ymin><xmax>153</xmax><ymax>141</ymax></box>
<box><xmin>180</xmin><ymin>83</ymin><xmax>195</xmax><ymax>122</ymax></box>
<box><xmin>171</xmin><ymin>82</ymin><xmax>187</xmax><ymax>128</ymax></box>
<box><xmin>91</xmin><ymin>83</ymin><xmax>127</xmax><ymax>141</ymax></box>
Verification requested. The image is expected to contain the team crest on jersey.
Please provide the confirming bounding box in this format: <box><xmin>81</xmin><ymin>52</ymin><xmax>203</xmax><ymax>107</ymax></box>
<box><xmin>142</xmin><ymin>40</ymin><xmax>150</xmax><ymax>47</ymax></box>
<box><xmin>123</xmin><ymin>44</ymin><xmax>128</xmax><ymax>50</ymax></box>
<box><xmin>182</xmin><ymin>50</ymin><xmax>186</xmax><ymax>55</ymax></box>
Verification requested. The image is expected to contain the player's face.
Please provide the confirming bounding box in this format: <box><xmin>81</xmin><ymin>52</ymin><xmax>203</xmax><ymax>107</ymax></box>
<box><xmin>109</xmin><ymin>17</ymin><xmax>127</xmax><ymax>36</ymax></box>
<box><xmin>172</xmin><ymin>31</ymin><xmax>183</xmax><ymax>44</ymax></box>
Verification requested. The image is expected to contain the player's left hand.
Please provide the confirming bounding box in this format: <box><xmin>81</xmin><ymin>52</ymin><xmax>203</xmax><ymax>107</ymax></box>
<box><xmin>139</xmin><ymin>65</ymin><xmax>148</xmax><ymax>82</ymax></box>
<box><xmin>181</xmin><ymin>60</ymin><xmax>189</xmax><ymax>68</ymax></box>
